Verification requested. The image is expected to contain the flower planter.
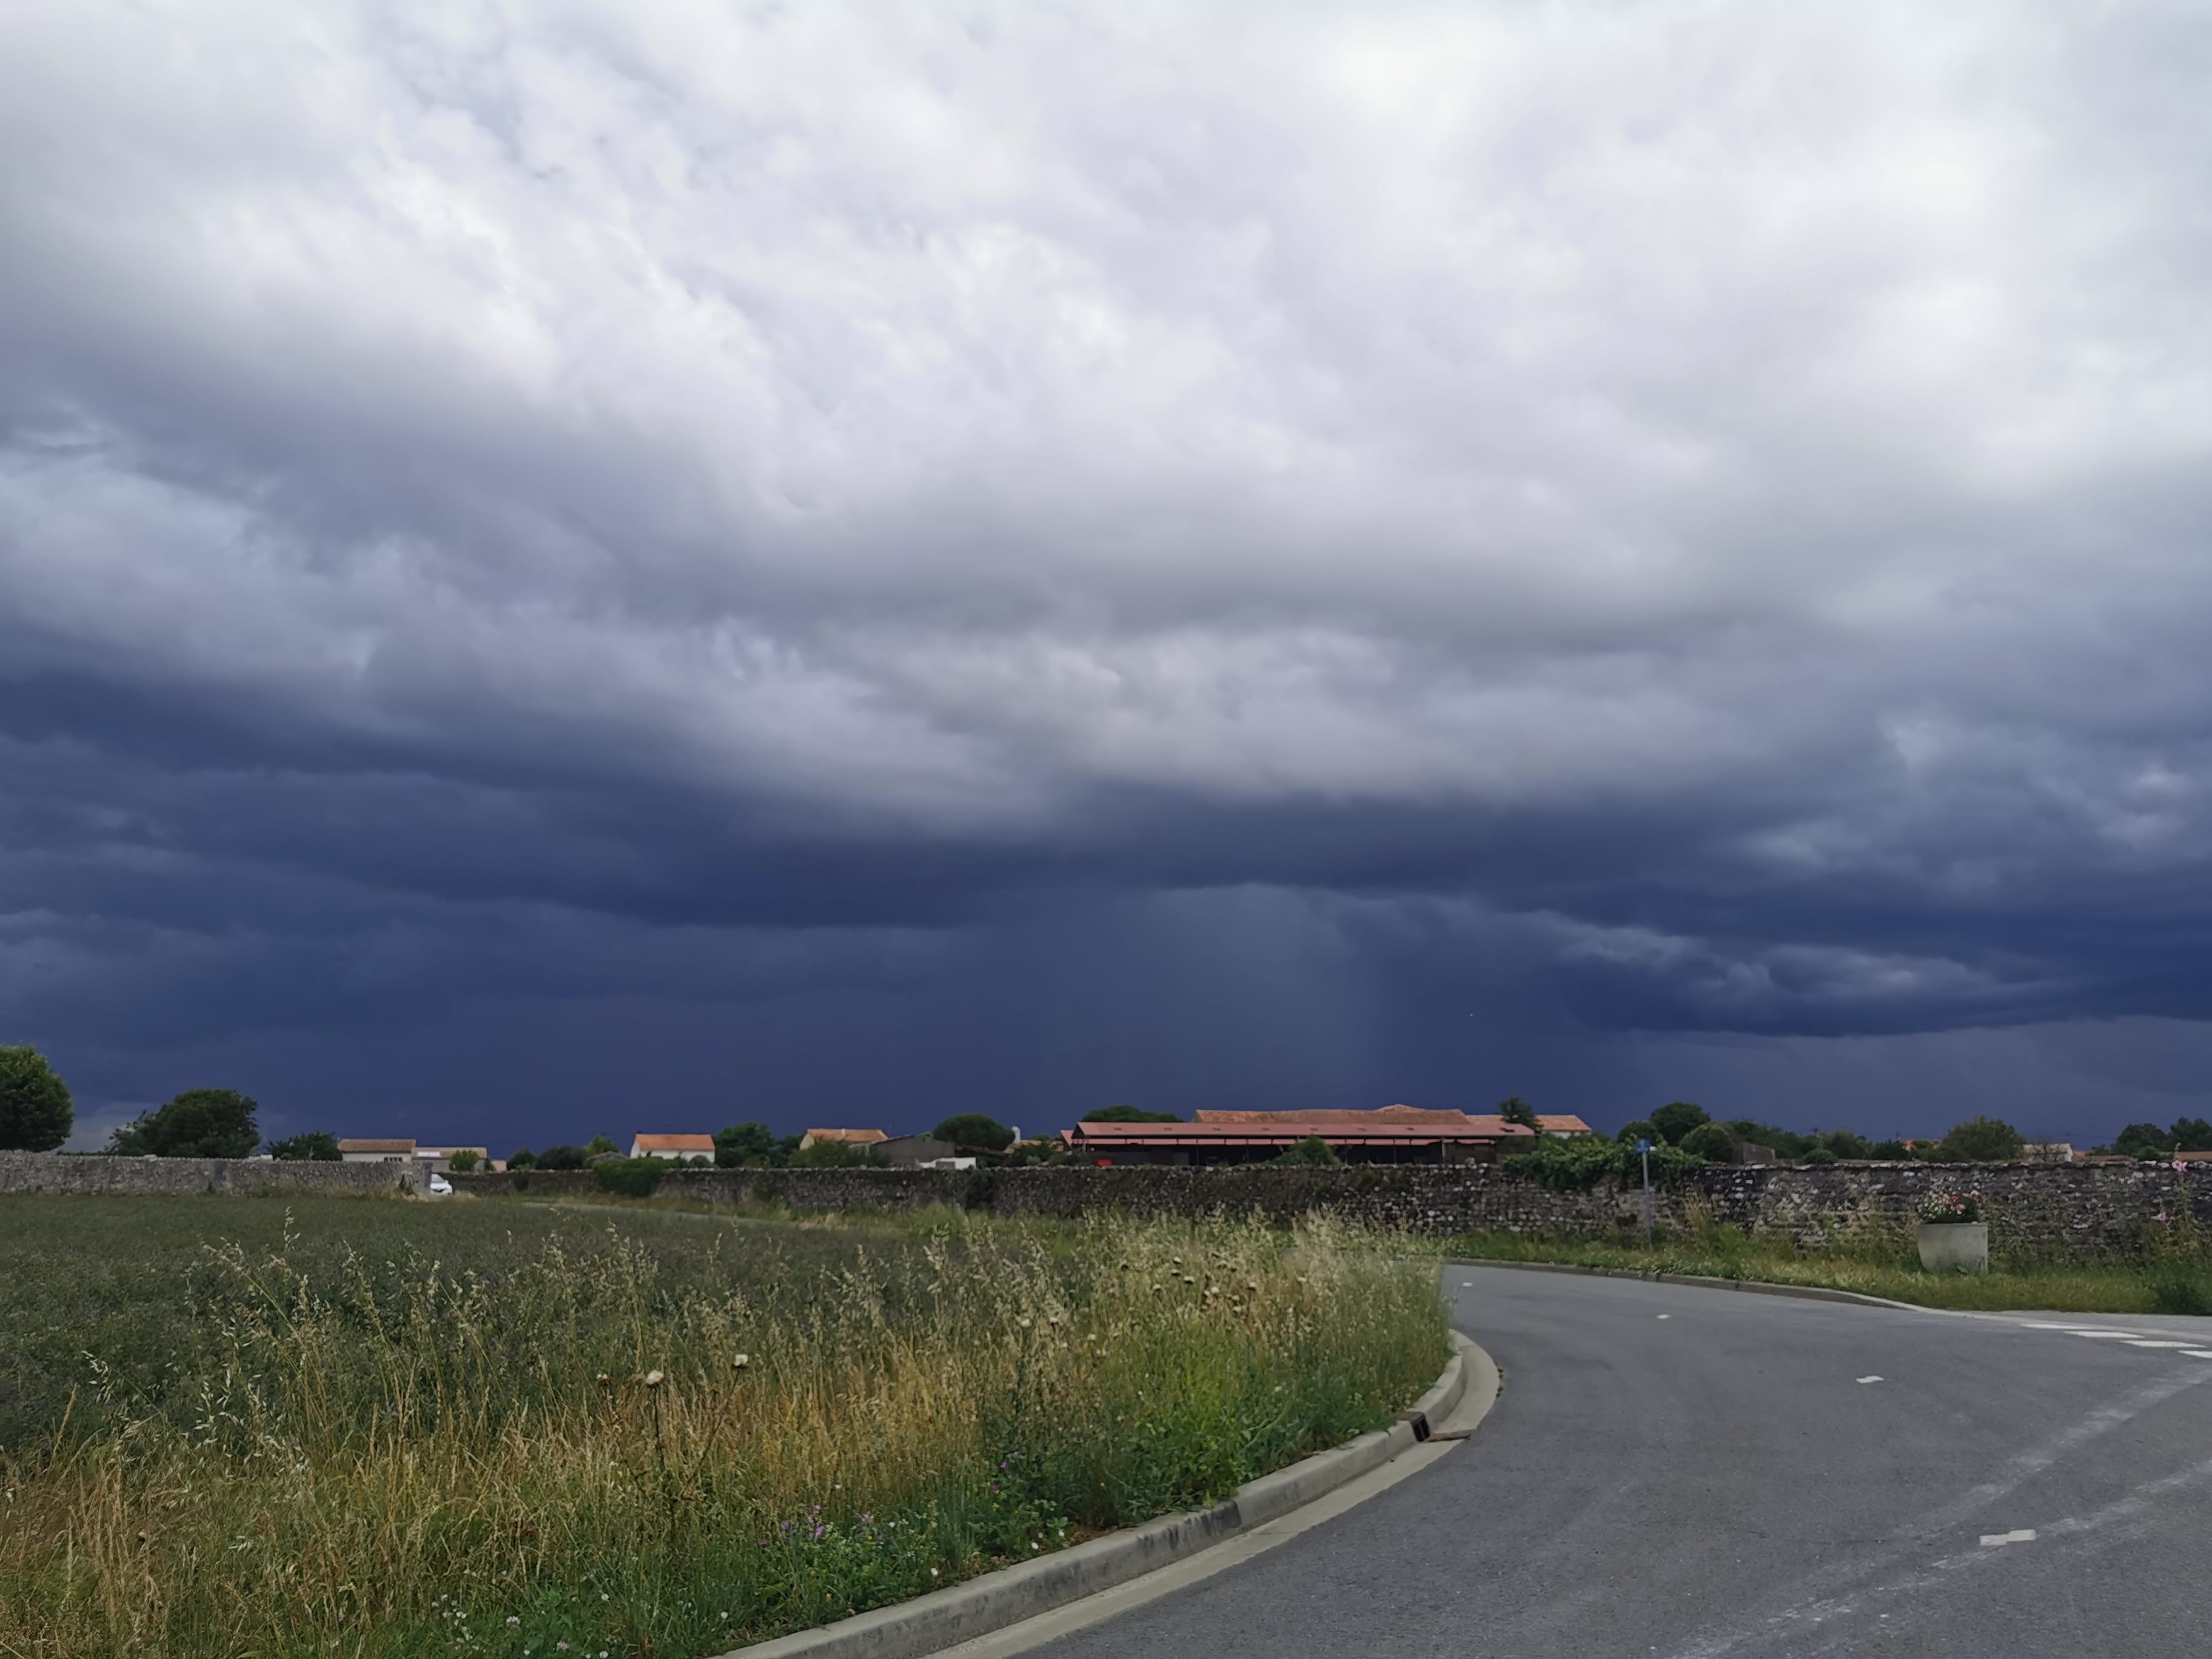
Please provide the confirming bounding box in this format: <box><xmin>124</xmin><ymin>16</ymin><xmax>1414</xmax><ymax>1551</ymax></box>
<box><xmin>1917</xmin><ymin>1221</ymin><xmax>1989</xmax><ymax>1275</ymax></box>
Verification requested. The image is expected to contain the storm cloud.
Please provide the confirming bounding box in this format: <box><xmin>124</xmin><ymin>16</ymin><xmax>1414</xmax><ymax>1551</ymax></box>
<box><xmin>7</xmin><ymin>1</ymin><xmax>2212</xmax><ymax>1147</ymax></box>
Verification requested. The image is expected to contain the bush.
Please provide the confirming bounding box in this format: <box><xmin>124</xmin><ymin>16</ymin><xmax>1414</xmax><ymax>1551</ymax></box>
<box><xmin>1801</xmin><ymin>1147</ymin><xmax>1838</xmax><ymax>1166</ymax></box>
<box><xmin>508</xmin><ymin>1148</ymin><xmax>537</xmax><ymax>1170</ymax></box>
<box><xmin>1650</xmin><ymin>1102</ymin><xmax>1709</xmax><ymax>1145</ymax></box>
<box><xmin>1681</xmin><ymin>1122</ymin><xmax>1737</xmax><ymax>1162</ymax></box>
<box><xmin>537</xmin><ymin>1145</ymin><xmax>588</xmax><ymax>1171</ymax></box>
<box><xmin>108</xmin><ymin>1089</ymin><xmax>260</xmax><ymax>1159</ymax></box>
<box><xmin>2148</xmin><ymin>1265</ymin><xmax>2212</xmax><ymax>1316</ymax></box>
<box><xmin>446</xmin><ymin>1149</ymin><xmax>480</xmax><ymax>1172</ymax></box>
<box><xmin>788</xmin><ymin>1138</ymin><xmax>888</xmax><ymax>1168</ymax></box>
<box><xmin>1082</xmin><ymin>1105</ymin><xmax>1182</xmax><ymax>1123</ymax></box>
<box><xmin>1869</xmin><ymin>1139</ymin><xmax>1912</xmax><ymax>1160</ymax></box>
<box><xmin>1509</xmin><ymin>1137</ymin><xmax>1703</xmax><ymax>1190</ymax></box>
<box><xmin>268</xmin><ymin>1132</ymin><xmax>341</xmax><ymax>1161</ymax></box>
<box><xmin>933</xmin><ymin>1114</ymin><xmax>1015</xmax><ymax>1153</ymax></box>
<box><xmin>0</xmin><ymin>1046</ymin><xmax>73</xmax><ymax>1153</ymax></box>
<box><xmin>592</xmin><ymin>1156</ymin><xmax>665</xmax><ymax>1199</ymax></box>
<box><xmin>1934</xmin><ymin>1116</ymin><xmax>2025</xmax><ymax>1164</ymax></box>
<box><xmin>1617</xmin><ymin>1119</ymin><xmax>1658</xmax><ymax>1146</ymax></box>
<box><xmin>1271</xmin><ymin>1136</ymin><xmax>1339</xmax><ymax>1167</ymax></box>
<box><xmin>1822</xmin><ymin>1130</ymin><xmax>1871</xmax><ymax>1160</ymax></box>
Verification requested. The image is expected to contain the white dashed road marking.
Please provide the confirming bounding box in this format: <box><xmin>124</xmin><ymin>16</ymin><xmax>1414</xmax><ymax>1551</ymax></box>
<box><xmin>2125</xmin><ymin>1340</ymin><xmax>2196</xmax><ymax>1349</ymax></box>
<box><xmin>1656</xmin><ymin>1314</ymin><xmax>1671</xmax><ymax>1320</ymax></box>
<box><xmin>1979</xmin><ymin>1529</ymin><xmax>2036</xmax><ymax>1547</ymax></box>
<box><xmin>2182</xmin><ymin>1350</ymin><xmax>2212</xmax><ymax>1360</ymax></box>
<box><xmin>1857</xmin><ymin>1375</ymin><xmax>1883</xmax><ymax>1384</ymax></box>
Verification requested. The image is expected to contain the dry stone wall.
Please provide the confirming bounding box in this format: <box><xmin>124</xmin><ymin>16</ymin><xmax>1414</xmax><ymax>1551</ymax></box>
<box><xmin>0</xmin><ymin>1150</ymin><xmax>422</xmax><ymax>1196</ymax></box>
<box><xmin>21</xmin><ymin>1151</ymin><xmax>2207</xmax><ymax>1258</ymax></box>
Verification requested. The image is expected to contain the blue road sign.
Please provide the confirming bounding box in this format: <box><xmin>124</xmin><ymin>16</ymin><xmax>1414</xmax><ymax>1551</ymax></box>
<box><xmin>1635</xmin><ymin>1138</ymin><xmax>1652</xmax><ymax>1154</ymax></box>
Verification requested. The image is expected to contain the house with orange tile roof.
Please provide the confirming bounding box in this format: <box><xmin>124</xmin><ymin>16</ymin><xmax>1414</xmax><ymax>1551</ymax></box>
<box><xmin>799</xmin><ymin>1127</ymin><xmax>888</xmax><ymax>1150</ymax></box>
<box><xmin>629</xmin><ymin>1133</ymin><xmax>717</xmax><ymax>1161</ymax></box>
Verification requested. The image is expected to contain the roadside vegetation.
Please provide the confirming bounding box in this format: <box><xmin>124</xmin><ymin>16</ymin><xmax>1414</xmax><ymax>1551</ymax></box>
<box><xmin>1441</xmin><ymin>1209</ymin><xmax>2212</xmax><ymax>1315</ymax></box>
<box><xmin>0</xmin><ymin>1196</ymin><xmax>1444</xmax><ymax>1659</ymax></box>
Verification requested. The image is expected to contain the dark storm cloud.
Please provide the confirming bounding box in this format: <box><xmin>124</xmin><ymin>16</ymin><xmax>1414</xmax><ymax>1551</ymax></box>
<box><xmin>7</xmin><ymin>1</ymin><xmax>2212</xmax><ymax>1145</ymax></box>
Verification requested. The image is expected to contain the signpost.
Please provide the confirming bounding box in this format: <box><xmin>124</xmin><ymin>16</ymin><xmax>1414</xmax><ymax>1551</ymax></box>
<box><xmin>1636</xmin><ymin>1138</ymin><xmax>1654</xmax><ymax>1242</ymax></box>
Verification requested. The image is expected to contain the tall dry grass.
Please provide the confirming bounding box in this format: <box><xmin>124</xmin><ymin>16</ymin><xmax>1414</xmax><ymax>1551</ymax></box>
<box><xmin>0</xmin><ymin>1212</ymin><xmax>1444</xmax><ymax>1658</ymax></box>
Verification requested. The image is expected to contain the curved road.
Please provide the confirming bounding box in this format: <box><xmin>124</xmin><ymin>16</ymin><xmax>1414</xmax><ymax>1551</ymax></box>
<box><xmin>1020</xmin><ymin>1269</ymin><xmax>2212</xmax><ymax>1658</ymax></box>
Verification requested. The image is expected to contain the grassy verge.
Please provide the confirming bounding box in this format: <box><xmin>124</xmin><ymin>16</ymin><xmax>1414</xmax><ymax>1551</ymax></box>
<box><xmin>1438</xmin><ymin>1227</ymin><xmax>2212</xmax><ymax>1314</ymax></box>
<box><xmin>0</xmin><ymin>1198</ymin><xmax>1445</xmax><ymax>1658</ymax></box>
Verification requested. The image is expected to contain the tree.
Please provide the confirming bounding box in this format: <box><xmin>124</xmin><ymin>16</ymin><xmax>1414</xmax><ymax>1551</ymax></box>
<box><xmin>1936</xmin><ymin>1116</ymin><xmax>2025</xmax><ymax>1164</ymax></box>
<box><xmin>268</xmin><ymin>1131</ymin><xmax>341</xmax><ymax>1161</ymax></box>
<box><xmin>0</xmin><ymin>1045</ymin><xmax>73</xmax><ymax>1152</ymax></box>
<box><xmin>1821</xmin><ymin>1129</ymin><xmax>1872</xmax><ymax>1161</ymax></box>
<box><xmin>933</xmin><ymin>1114</ymin><xmax>1016</xmax><ymax>1153</ymax></box>
<box><xmin>1869</xmin><ymin>1139</ymin><xmax>1912</xmax><ymax>1161</ymax></box>
<box><xmin>1272</xmin><ymin>1134</ymin><xmax>1339</xmax><ymax>1167</ymax></box>
<box><xmin>2113</xmin><ymin>1122</ymin><xmax>2171</xmax><ymax>1156</ymax></box>
<box><xmin>2172</xmin><ymin>1118</ymin><xmax>2212</xmax><ymax>1153</ymax></box>
<box><xmin>447</xmin><ymin>1148</ymin><xmax>480</xmax><ymax>1172</ymax></box>
<box><xmin>1082</xmin><ymin>1105</ymin><xmax>1183</xmax><ymax>1124</ymax></box>
<box><xmin>1617</xmin><ymin>1118</ymin><xmax>1659</xmax><ymax>1145</ymax></box>
<box><xmin>109</xmin><ymin>1088</ymin><xmax>260</xmax><ymax>1158</ymax></box>
<box><xmin>714</xmin><ymin>1122</ymin><xmax>779</xmax><ymax>1167</ymax></box>
<box><xmin>584</xmin><ymin>1135</ymin><xmax>618</xmax><ymax>1158</ymax></box>
<box><xmin>1681</xmin><ymin>1121</ymin><xmax>1737</xmax><ymax>1162</ymax></box>
<box><xmin>537</xmin><ymin>1145</ymin><xmax>588</xmax><ymax>1171</ymax></box>
<box><xmin>1802</xmin><ymin>1147</ymin><xmax>1838</xmax><ymax>1166</ymax></box>
<box><xmin>1650</xmin><ymin>1102</ymin><xmax>1710</xmax><ymax>1146</ymax></box>
<box><xmin>1498</xmin><ymin>1097</ymin><xmax>1541</xmax><ymax>1132</ymax></box>
<box><xmin>789</xmin><ymin>1137</ymin><xmax>887</xmax><ymax>1168</ymax></box>
<box><xmin>508</xmin><ymin>1147</ymin><xmax>538</xmax><ymax>1169</ymax></box>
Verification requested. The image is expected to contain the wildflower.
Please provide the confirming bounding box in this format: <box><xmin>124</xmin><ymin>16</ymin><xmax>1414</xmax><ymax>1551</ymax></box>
<box><xmin>507</xmin><ymin>1617</ymin><xmax>520</xmax><ymax>1629</ymax></box>
<box><xmin>930</xmin><ymin>1567</ymin><xmax>939</xmax><ymax>1578</ymax></box>
<box><xmin>644</xmin><ymin>1370</ymin><xmax>665</xmax><ymax>1388</ymax></box>
<box><xmin>595</xmin><ymin>1373</ymin><xmax>611</xmax><ymax>1389</ymax></box>
<box><xmin>732</xmin><ymin>1353</ymin><xmax>751</xmax><ymax>1369</ymax></box>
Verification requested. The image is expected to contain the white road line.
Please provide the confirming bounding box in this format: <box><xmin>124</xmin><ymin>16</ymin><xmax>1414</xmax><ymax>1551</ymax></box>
<box><xmin>2182</xmin><ymin>1350</ymin><xmax>2212</xmax><ymax>1360</ymax></box>
<box><xmin>2064</xmin><ymin>1330</ymin><xmax>2147</xmax><ymax>1340</ymax></box>
<box><xmin>2125</xmin><ymin>1340</ymin><xmax>2196</xmax><ymax>1349</ymax></box>
<box><xmin>1857</xmin><ymin>1375</ymin><xmax>1883</xmax><ymax>1384</ymax></box>
<box><xmin>1979</xmin><ymin>1528</ymin><xmax>2036</xmax><ymax>1547</ymax></box>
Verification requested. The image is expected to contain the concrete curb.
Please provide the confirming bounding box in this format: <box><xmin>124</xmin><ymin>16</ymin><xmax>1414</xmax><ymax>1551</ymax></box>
<box><xmin>1452</xmin><ymin>1256</ymin><xmax>1929</xmax><ymax>1312</ymax></box>
<box><xmin>723</xmin><ymin>1338</ymin><xmax>1470</xmax><ymax>1659</ymax></box>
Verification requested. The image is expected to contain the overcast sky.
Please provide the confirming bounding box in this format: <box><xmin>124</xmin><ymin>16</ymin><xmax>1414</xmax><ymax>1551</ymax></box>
<box><xmin>7</xmin><ymin>1</ymin><xmax>2212</xmax><ymax>1151</ymax></box>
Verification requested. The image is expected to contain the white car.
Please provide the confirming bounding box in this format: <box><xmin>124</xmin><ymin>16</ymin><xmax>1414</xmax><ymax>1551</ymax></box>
<box><xmin>427</xmin><ymin>1172</ymin><xmax>454</xmax><ymax>1196</ymax></box>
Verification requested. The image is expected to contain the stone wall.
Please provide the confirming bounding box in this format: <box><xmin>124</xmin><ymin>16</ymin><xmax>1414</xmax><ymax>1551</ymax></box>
<box><xmin>59</xmin><ymin>1151</ymin><xmax>2205</xmax><ymax>1257</ymax></box>
<box><xmin>0</xmin><ymin>1150</ymin><xmax>424</xmax><ymax>1197</ymax></box>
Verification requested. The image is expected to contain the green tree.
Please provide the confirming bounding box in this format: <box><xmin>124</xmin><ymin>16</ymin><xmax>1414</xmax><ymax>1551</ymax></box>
<box><xmin>536</xmin><ymin>1145</ymin><xmax>588</xmax><ymax>1171</ymax></box>
<box><xmin>933</xmin><ymin>1114</ymin><xmax>1016</xmax><ymax>1153</ymax></box>
<box><xmin>109</xmin><ymin>1088</ymin><xmax>260</xmax><ymax>1158</ymax></box>
<box><xmin>1617</xmin><ymin>1119</ymin><xmax>1659</xmax><ymax>1145</ymax></box>
<box><xmin>268</xmin><ymin>1131</ymin><xmax>340</xmax><ymax>1161</ymax></box>
<box><xmin>1498</xmin><ymin>1097</ymin><xmax>1541</xmax><ymax>1132</ymax></box>
<box><xmin>1082</xmin><ymin>1105</ymin><xmax>1183</xmax><ymax>1123</ymax></box>
<box><xmin>1869</xmin><ymin>1139</ymin><xmax>1913</xmax><ymax>1161</ymax></box>
<box><xmin>584</xmin><ymin>1135</ymin><xmax>618</xmax><ymax>1158</ymax></box>
<box><xmin>1681</xmin><ymin>1121</ymin><xmax>1737</xmax><ymax>1162</ymax></box>
<box><xmin>713</xmin><ymin>1122</ymin><xmax>779</xmax><ymax>1167</ymax></box>
<box><xmin>1935</xmin><ymin>1116</ymin><xmax>2025</xmax><ymax>1164</ymax></box>
<box><xmin>0</xmin><ymin>1045</ymin><xmax>73</xmax><ymax>1153</ymax></box>
<box><xmin>1802</xmin><ymin>1147</ymin><xmax>1839</xmax><ymax>1166</ymax></box>
<box><xmin>2171</xmin><ymin>1118</ymin><xmax>2212</xmax><ymax>1153</ymax></box>
<box><xmin>2114</xmin><ymin>1122</ymin><xmax>2173</xmax><ymax>1156</ymax></box>
<box><xmin>446</xmin><ymin>1148</ymin><xmax>480</xmax><ymax>1172</ymax></box>
<box><xmin>508</xmin><ymin>1147</ymin><xmax>538</xmax><ymax>1169</ymax></box>
<box><xmin>1650</xmin><ymin>1102</ymin><xmax>1710</xmax><ymax>1145</ymax></box>
<box><xmin>789</xmin><ymin>1137</ymin><xmax>887</xmax><ymax>1168</ymax></box>
<box><xmin>1271</xmin><ymin>1134</ymin><xmax>1339</xmax><ymax>1166</ymax></box>
<box><xmin>1821</xmin><ymin>1129</ymin><xmax>1872</xmax><ymax>1161</ymax></box>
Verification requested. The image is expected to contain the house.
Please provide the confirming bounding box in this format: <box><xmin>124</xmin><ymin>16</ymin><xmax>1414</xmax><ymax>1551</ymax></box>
<box><xmin>629</xmin><ymin>1133</ymin><xmax>717</xmax><ymax>1161</ymax></box>
<box><xmin>336</xmin><ymin>1139</ymin><xmax>488</xmax><ymax>1175</ymax></box>
<box><xmin>799</xmin><ymin>1128</ymin><xmax>888</xmax><ymax>1151</ymax></box>
<box><xmin>1066</xmin><ymin>1105</ymin><xmax>1552</xmax><ymax>1167</ymax></box>
<box><xmin>879</xmin><ymin>1134</ymin><xmax>955</xmax><ymax>1166</ymax></box>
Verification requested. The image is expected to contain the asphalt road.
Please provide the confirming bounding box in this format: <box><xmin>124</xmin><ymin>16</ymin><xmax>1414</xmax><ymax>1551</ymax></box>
<box><xmin>1025</xmin><ymin>1268</ymin><xmax>2212</xmax><ymax>1658</ymax></box>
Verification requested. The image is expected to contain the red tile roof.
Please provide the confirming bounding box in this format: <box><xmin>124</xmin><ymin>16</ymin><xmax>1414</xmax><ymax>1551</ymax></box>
<box><xmin>338</xmin><ymin>1138</ymin><xmax>415</xmax><ymax>1153</ymax></box>
<box><xmin>804</xmin><ymin>1128</ymin><xmax>888</xmax><ymax>1144</ymax></box>
<box><xmin>631</xmin><ymin>1134</ymin><xmax>715</xmax><ymax>1152</ymax></box>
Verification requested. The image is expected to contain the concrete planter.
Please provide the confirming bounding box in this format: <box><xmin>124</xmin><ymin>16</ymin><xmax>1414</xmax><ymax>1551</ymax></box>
<box><xmin>1917</xmin><ymin>1221</ymin><xmax>1989</xmax><ymax>1274</ymax></box>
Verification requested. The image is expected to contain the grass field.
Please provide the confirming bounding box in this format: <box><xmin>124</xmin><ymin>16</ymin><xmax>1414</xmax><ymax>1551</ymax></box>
<box><xmin>0</xmin><ymin>1195</ymin><xmax>1447</xmax><ymax>1659</ymax></box>
<box><xmin>1439</xmin><ymin>1224</ymin><xmax>2212</xmax><ymax>1314</ymax></box>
